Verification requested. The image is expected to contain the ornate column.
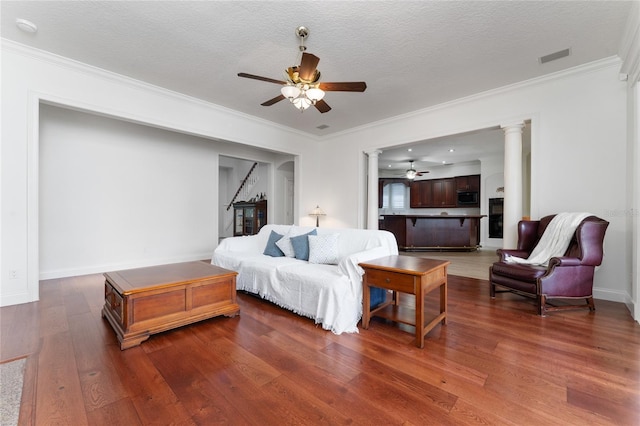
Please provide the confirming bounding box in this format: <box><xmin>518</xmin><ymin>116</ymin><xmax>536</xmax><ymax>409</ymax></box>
<box><xmin>365</xmin><ymin>150</ymin><xmax>382</xmax><ymax>229</ymax></box>
<box><xmin>501</xmin><ymin>123</ymin><xmax>525</xmax><ymax>248</ymax></box>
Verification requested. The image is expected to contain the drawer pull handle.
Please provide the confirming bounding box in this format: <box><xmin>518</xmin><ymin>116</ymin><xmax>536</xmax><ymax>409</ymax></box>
<box><xmin>385</xmin><ymin>278</ymin><xmax>391</xmax><ymax>283</ymax></box>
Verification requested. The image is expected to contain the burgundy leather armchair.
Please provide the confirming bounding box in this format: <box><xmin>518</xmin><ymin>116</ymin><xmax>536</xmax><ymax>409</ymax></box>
<box><xmin>489</xmin><ymin>215</ymin><xmax>609</xmax><ymax>316</ymax></box>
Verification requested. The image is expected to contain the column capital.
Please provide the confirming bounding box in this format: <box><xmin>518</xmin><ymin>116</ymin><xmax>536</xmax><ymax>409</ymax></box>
<box><xmin>500</xmin><ymin>122</ymin><xmax>525</xmax><ymax>135</ymax></box>
<box><xmin>364</xmin><ymin>149</ymin><xmax>383</xmax><ymax>158</ymax></box>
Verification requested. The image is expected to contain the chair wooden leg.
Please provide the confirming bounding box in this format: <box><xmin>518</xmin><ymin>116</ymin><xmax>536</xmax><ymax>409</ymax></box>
<box><xmin>489</xmin><ymin>268</ymin><xmax>496</xmax><ymax>298</ymax></box>
<box><xmin>538</xmin><ymin>294</ymin><xmax>547</xmax><ymax>316</ymax></box>
<box><xmin>586</xmin><ymin>297</ymin><xmax>596</xmax><ymax>312</ymax></box>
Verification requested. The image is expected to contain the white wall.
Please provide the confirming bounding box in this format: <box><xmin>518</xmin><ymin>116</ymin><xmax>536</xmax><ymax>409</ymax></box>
<box><xmin>318</xmin><ymin>59</ymin><xmax>630</xmax><ymax>304</ymax></box>
<box><xmin>275</xmin><ymin>161</ymin><xmax>295</xmax><ymax>226</ymax></box>
<box><xmin>39</xmin><ymin>105</ymin><xmax>221</xmax><ymax>278</ymax></box>
<box><xmin>1</xmin><ymin>41</ymin><xmax>314</xmax><ymax>306</ymax></box>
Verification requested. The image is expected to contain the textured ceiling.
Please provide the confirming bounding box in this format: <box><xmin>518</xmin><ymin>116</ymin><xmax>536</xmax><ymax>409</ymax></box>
<box><xmin>0</xmin><ymin>1</ymin><xmax>631</xmax><ymax>169</ymax></box>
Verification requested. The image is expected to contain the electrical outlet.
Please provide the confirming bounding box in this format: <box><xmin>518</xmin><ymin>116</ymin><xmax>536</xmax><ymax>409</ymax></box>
<box><xmin>9</xmin><ymin>270</ymin><xmax>18</xmax><ymax>279</ymax></box>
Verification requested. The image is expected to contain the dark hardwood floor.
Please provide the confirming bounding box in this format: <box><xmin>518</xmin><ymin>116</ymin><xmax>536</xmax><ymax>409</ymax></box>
<box><xmin>2</xmin><ymin>271</ymin><xmax>639</xmax><ymax>425</ymax></box>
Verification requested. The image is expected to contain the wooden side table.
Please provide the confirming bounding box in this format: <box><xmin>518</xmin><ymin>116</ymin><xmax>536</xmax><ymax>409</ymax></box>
<box><xmin>360</xmin><ymin>255</ymin><xmax>450</xmax><ymax>348</ymax></box>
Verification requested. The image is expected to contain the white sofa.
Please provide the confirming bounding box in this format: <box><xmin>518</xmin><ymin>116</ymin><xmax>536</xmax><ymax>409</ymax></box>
<box><xmin>211</xmin><ymin>224</ymin><xmax>398</xmax><ymax>334</ymax></box>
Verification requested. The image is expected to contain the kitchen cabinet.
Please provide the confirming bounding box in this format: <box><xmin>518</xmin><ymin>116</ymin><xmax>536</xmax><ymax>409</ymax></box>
<box><xmin>455</xmin><ymin>175</ymin><xmax>480</xmax><ymax>192</ymax></box>
<box><xmin>233</xmin><ymin>200</ymin><xmax>267</xmax><ymax>236</ymax></box>
<box><xmin>380</xmin><ymin>215</ymin><xmax>486</xmax><ymax>251</ymax></box>
<box><xmin>411</xmin><ymin>178</ymin><xmax>455</xmax><ymax>208</ymax></box>
<box><xmin>410</xmin><ymin>180</ymin><xmax>433</xmax><ymax>208</ymax></box>
<box><xmin>409</xmin><ymin>175</ymin><xmax>480</xmax><ymax>209</ymax></box>
<box><xmin>432</xmin><ymin>178</ymin><xmax>456</xmax><ymax>207</ymax></box>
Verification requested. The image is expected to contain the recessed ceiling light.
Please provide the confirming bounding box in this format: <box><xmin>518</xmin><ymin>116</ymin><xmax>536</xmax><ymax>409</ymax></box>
<box><xmin>407</xmin><ymin>148</ymin><xmax>412</xmax><ymax>152</ymax></box>
<box><xmin>388</xmin><ymin>165</ymin><xmax>392</xmax><ymax>168</ymax></box>
<box><xmin>442</xmin><ymin>160</ymin><xmax>446</xmax><ymax>164</ymax></box>
<box><xmin>449</xmin><ymin>149</ymin><xmax>455</xmax><ymax>152</ymax></box>
<box><xmin>16</xmin><ymin>18</ymin><xmax>37</xmax><ymax>33</ymax></box>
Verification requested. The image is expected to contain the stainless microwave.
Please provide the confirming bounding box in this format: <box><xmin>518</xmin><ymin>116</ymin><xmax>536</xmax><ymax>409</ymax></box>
<box><xmin>457</xmin><ymin>191</ymin><xmax>478</xmax><ymax>205</ymax></box>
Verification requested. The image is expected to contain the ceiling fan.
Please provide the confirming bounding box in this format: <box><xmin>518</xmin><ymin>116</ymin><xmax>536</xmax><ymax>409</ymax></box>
<box><xmin>402</xmin><ymin>161</ymin><xmax>430</xmax><ymax>180</ymax></box>
<box><xmin>237</xmin><ymin>26</ymin><xmax>367</xmax><ymax>113</ymax></box>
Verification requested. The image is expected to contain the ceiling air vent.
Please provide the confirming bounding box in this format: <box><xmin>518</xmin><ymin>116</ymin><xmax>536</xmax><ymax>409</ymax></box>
<box><xmin>316</xmin><ymin>124</ymin><xmax>329</xmax><ymax>130</ymax></box>
<box><xmin>539</xmin><ymin>48</ymin><xmax>571</xmax><ymax>64</ymax></box>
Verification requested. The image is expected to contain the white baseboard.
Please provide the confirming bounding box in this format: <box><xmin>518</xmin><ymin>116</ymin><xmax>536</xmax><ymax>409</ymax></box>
<box><xmin>39</xmin><ymin>252</ymin><xmax>213</xmax><ymax>280</ymax></box>
<box><xmin>593</xmin><ymin>287</ymin><xmax>629</xmax><ymax>303</ymax></box>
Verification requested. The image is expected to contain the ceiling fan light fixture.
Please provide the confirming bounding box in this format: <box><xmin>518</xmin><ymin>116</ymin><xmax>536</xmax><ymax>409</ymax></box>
<box><xmin>292</xmin><ymin>96</ymin><xmax>312</xmax><ymax>111</ymax></box>
<box><xmin>237</xmin><ymin>26</ymin><xmax>366</xmax><ymax>114</ymax></box>
<box><xmin>281</xmin><ymin>85</ymin><xmax>300</xmax><ymax>100</ymax></box>
<box><xmin>406</xmin><ymin>169</ymin><xmax>417</xmax><ymax>180</ymax></box>
<box><xmin>306</xmin><ymin>87</ymin><xmax>325</xmax><ymax>102</ymax></box>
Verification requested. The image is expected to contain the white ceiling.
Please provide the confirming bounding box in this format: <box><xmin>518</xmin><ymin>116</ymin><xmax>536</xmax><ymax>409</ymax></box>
<box><xmin>378</xmin><ymin>126</ymin><xmax>514</xmax><ymax>176</ymax></box>
<box><xmin>1</xmin><ymin>1</ymin><xmax>631</xmax><ymax>167</ymax></box>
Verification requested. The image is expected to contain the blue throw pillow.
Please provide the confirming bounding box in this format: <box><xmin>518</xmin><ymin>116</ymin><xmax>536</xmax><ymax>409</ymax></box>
<box><xmin>263</xmin><ymin>230</ymin><xmax>285</xmax><ymax>257</ymax></box>
<box><xmin>290</xmin><ymin>229</ymin><xmax>317</xmax><ymax>261</ymax></box>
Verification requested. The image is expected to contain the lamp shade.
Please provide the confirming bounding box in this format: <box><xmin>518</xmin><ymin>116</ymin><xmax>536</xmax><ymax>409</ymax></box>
<box><xmin>292</xmin><ymin>97</ymin><xmax>312</xmax><ymax>110</ymax></box>
<box><xmin>306</xmin><ymin>87</ymin><xmax>325</xmax><ymax>102</ymax></box>
<box><xmin>406</xmin><ymin>169</ymin><xmax>417</xmax><ymax>180</ymax></box>
<box><xmin>309</xmin><ymin>205</ymin><xmax>326</xmax><ymax>227</ymax></box>
<box><xmin>310</xmin><ymin>205</ymin><xmax>326</xmax><ymax>216</ymax></box>
<box><xmin>281</xmin><ymin>85</ymin><xmax>301</xmax><ymax>99</ymax></box>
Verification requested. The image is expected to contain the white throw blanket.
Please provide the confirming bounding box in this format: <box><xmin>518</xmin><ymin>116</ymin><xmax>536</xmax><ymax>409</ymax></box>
<box><xmin>504</xmin><ymin>212</ymin><xmax>592</xmax><ymax>266</ymax></box>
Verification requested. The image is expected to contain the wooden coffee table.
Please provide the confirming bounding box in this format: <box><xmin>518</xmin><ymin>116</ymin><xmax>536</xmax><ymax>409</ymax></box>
<box><xmin>360</xmin><ymin>255</ymin><xmax>450</xmax><ymax>348</ymax></box>
<box><xmin>102</xmin><ymin>261</ymin><xmax>239</xmax><ymax>350</ymax></box>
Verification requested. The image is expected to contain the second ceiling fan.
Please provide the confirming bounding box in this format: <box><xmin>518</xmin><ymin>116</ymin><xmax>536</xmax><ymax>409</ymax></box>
<box><xmin>237</xmin><ymin>26</ymin><xmax>367</xmax><ymax>113</ymax></box>
<box><xmin>403</xmin><ymin>161</ymin><xmax>430</xmax><ymax>179</ymax></box>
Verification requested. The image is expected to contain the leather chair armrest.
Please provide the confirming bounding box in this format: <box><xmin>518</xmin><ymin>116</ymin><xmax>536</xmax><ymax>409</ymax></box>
<box><xmin>548</xmin><ymin>257</ymin><xmax>581</xmax><ymax>267</ymax></box>
<box><xmin>496</xmin><ymin>249</ymin><xmax>529</xmax><ymax>261</ymax></box>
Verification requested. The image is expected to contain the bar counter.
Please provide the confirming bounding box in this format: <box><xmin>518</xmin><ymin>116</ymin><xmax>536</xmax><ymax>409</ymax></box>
<box><xmin>380</xmin><ymin>214</ymin><xmax>486</xmax><ymax>251</ymax></box>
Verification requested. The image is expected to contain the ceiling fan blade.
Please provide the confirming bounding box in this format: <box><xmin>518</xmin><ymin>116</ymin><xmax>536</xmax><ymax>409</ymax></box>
<box><xmin>238</xmin><ymin>72</ymin><xmax>286</xmax><ymax>85</ymax></box>
<box><xmin>299</xmin><ymin>53</ymin><xmax>320</xmax><ymax>81</ymax></box>
<box><xmin>261</xmin><ymin>94</ymin><xmax>286</xmax><ymax>106</ymax></box>
<box><xmin>314</xmin><ymin>99</ymin><xmax>331</xmax><ymax>113</ymax></box>
<box><xmin>318</xmin><ymin>81</ymin><xmax>367</xmax><ymax>92</ymax></box>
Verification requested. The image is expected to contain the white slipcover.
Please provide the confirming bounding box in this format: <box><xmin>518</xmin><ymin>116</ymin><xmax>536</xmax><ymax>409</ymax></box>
<box><xmin>212</xmin><ymin>225</ymin><xmax>398</xmax><ymax>334</ymax></box>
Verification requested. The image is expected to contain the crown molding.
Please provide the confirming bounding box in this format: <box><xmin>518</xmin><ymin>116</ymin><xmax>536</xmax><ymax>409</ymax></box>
<box><xmin>322</xmin><ymin>56</ymin><xmax>623</xmax><ymax>141</ymax></box>
<box><xmin>1</xmin><ymin>38</ymin><xmax>320</xmax><ymax>142</ymax></box>
<box><xmin>2</xmin><ymin>38</ymin><xmax>623</xmax><ymax>142</ymax></box>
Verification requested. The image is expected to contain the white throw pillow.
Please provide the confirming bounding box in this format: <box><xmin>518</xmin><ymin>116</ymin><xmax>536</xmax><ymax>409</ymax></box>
<box><xmin>275</xmin><ymin>235</ymin><xmax>294</xmax><ymax>257</ymax></box>
<box><xmin>275</xmin><ymin>226</ymin><xmax>314</xmax><ymax>258</ymax></box>
<box><xmin>308</xmin><ymin>234</ymin><xmax>340</xmax><ymax>265</ymax></box>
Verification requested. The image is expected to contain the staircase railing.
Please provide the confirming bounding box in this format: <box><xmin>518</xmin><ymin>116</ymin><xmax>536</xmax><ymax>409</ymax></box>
<box><xmin>227</xmin><ymin>162</ymin><xmax>259</xmax><ymax>210</ymax></box>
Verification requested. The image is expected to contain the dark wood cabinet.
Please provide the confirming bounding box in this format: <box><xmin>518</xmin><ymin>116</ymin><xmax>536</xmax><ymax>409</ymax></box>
<box><xmin>380</xmin><ymin>215</ymin><xmax>485</xmax><ymax>250</ymax></box>
<box><xmin>410</xmin><ymin>178</ymin><xmax>455</xmax><ymax>208</ymax></box>
<box><xmin>456</xmin><ymin>175</ymin><xmax>480</xmax><ymax>192</ymax></box>
<box><xmin>455</xmin><ymin>174</ymin><xmax>480</xmax><ymax>207</ymax></box>
<box><xmin>409</xmin><ymin>175</ymin><xmax>480</xmax><ymax>209</ymax></box>
<box><xmin>381</xmin><ymin>215</ymin><xmax>407</xmax><ymax>247</ymax></box>
<box><xmin>233</xmin><ymin>200</ymin><xmax>267</xmax><ymax>236</ymax></box>
<box><xmin>410</xmin><ymin>180</ymin><xmax>433</xmax><ymax>208</ymax></box>
<box><xmin>432</xmin><ymin>178</ymin><xmax>456</xmax><ymax>207</ymax></box>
